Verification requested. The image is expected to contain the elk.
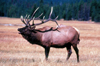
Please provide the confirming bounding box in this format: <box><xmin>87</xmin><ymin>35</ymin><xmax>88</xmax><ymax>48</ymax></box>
<box><xmin>18</xmin><ymin>7</ymin><xmax>80</xmax><ymax>62</ymax></box>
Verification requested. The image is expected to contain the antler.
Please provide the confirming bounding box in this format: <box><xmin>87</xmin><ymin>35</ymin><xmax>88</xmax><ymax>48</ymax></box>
<box><xmin>20</xmin><ymin>7</ymin><xmax>40</xmax><ymax>26</ymax></box>
<box><xmin>32</xmin><ymin>7</ymin><xmax>59</xmax><ymax>26</ymax></box>
<box><xmin>20</xmin><ymin>7</ymin><xmax>59</xmax><ymax>27</ymax></box>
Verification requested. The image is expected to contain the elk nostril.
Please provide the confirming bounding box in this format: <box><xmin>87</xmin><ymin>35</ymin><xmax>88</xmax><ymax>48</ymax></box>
<box><xmin>18</xmin><ymin>28</ymin><xmax>20</xmax><ymax>31</ymax></box>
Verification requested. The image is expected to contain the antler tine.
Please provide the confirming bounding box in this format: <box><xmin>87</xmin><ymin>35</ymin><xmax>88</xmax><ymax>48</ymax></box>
<box><xmin>34</xmin><ymin>13</ymin><xmax>43</xmax><ymax>20</ymax></box>
<box><xmin>43</xmin><ymin>16</ymin><xmax>45</xmax><ymax>19</ymax></box>
<box><xmin>20</xmin><ymin>16</ymin><xmax>28</xmax><ymax>26</ymax></box>
<box><xmin>25</xmin><ymin>14</ymin><xmax>28</xmax><ymax>22</ymax></box>
<box><xmin>53</xmin><ymin>16</ymin><xmax>59</xmax><ymax>26</ymax></box>
<box><xmin>55</xmin><ymin>16</ymin><xmax>58</xmax><ymax>20</ymax></box>
<box><xmin>24</xmin><ymin>14</ymin><xmax>31</xmax><ymax>26</ymax></box>
<box><xmin>42</xmin><ymin>16</ymin><xmax>45</xmax><ymax>22</ymax></box>
<box><xmin>49</xmin><ymin>7</ymin><xmax>53</xmax><ymax>19</ymax></box>
<box><xmin>27</xmin><ymin>7</ymin><xmax>39</xmax><ymax>23</ymax></box>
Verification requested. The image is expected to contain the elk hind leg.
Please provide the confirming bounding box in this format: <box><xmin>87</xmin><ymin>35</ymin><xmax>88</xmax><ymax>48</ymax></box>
<box><xmin>73</xmin><ymin>44</ymin><xmax>79</xmax><ymax>62</ymax></box>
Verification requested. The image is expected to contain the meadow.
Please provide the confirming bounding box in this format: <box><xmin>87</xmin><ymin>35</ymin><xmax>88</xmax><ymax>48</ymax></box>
<box><xmin>0</xmin><ymin>17</ymin><xmax>100</xmax><ymax>66</ymax></box>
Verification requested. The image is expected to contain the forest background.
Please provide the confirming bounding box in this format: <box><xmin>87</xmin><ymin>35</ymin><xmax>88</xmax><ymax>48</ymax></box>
<box><xmin>0</xmin><ymin>0</ymin><xmax>100</xmax><ymax>22</ymax></box>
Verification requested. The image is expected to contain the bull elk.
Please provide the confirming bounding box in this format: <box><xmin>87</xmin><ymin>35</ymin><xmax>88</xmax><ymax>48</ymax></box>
<box><xmin>18</xmin><ymin>7</ymin><xmax>80</xmax><ymax>62</ymax></box>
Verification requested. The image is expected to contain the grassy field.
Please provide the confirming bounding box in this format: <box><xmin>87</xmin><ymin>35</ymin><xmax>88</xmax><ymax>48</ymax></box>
<box><xmin>0</xmin><ymin>17</ymin><xmax>100</xmax><ymax>66</ymax></box>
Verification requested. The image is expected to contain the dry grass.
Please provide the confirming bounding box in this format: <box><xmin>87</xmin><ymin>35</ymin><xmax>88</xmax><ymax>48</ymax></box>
<box><xmin>0</xmin><ymin>17</ymin><xmax>100</xmax><ymax>66</ymax></box>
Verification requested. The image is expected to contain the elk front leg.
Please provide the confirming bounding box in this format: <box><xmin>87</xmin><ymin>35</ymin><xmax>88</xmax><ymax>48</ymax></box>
<box><xmin>66</xmin><ymin>49</ymin><xmax>72</xmax><ymax>60</ymax></box>
<box><xmin>45</xmin><ymin>47</ymin><xmax>50</xmax><ymax>60</ymax></box>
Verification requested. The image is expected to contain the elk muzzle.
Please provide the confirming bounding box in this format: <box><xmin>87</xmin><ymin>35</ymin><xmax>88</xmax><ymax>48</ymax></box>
<box><xmin>18</xmin><ymin>28</ymin><xmax>24</xmax><ymax>34</ymax></box>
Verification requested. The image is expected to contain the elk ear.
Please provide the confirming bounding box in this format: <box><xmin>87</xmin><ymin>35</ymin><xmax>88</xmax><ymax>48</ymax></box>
<box><xmin>28</xmin><ymin>26</ymin><xmax>37</xmax><ymax>33</ymax></box>
<box><xmin>28</xmin><ymin>25</ymin><xmax>36</xmax><ymax>30</ymax></box>
<box><xmin>31</xmin><ymin>25</ymin><xmax>36</xmax><ymax>29</ymax></box>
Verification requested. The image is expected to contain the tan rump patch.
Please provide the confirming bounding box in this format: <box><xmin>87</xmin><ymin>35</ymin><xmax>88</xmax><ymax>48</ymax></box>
<box><xmin>73</xmin><ymin>27</ymin><xmax>80</xmax><ymax>35</ymax></box>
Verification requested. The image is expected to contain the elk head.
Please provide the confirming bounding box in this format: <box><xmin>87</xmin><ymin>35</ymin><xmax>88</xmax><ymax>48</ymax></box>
<box><xmin>18</xmin><ymin>7</ymin><xmax>59</xmax><ymax>35</ymax></box>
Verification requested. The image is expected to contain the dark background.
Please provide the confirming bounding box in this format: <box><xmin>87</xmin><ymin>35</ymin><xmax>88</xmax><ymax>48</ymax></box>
<box><xmin>0</xmin><ymin>0</ymin><xmax>100</xmax><ymax>22</ymax></box>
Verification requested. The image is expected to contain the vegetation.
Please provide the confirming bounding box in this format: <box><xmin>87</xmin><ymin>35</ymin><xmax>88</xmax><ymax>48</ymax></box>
<box><xmin>0</xmin><ymin>17</ymin><xmax>100</xmax><ymax>66</ymax></box>
<box><xmin>0</xmin><ymin>0</ymin><xmax>100</xmax><ymax>22</ymax></box>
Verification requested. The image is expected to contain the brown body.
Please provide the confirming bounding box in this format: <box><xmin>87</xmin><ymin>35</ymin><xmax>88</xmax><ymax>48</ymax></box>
<box><xmin>18</xmin><ymin>25</ymin><xmax>80</xmax><ymax>62</ymax></box>
<box><xmin>36</xmin><ymin>26</ymin><xmax>79</xmax><ymax>48</ymax></box>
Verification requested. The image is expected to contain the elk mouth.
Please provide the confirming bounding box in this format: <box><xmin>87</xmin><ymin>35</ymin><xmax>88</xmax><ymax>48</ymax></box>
<box><xmin>18</xmin><ymin>30</ymin><xmax>24</xmax><ymax>34</ymax></box>
<box><xmin>18</xmin><ymin>32</ymin><xmax>21</xmax><ymax>34</ymax></box>
<box><xmin>18</xmin><ymin>28</ymin><xmax>22</xmax><ymax>34</ymax></box>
